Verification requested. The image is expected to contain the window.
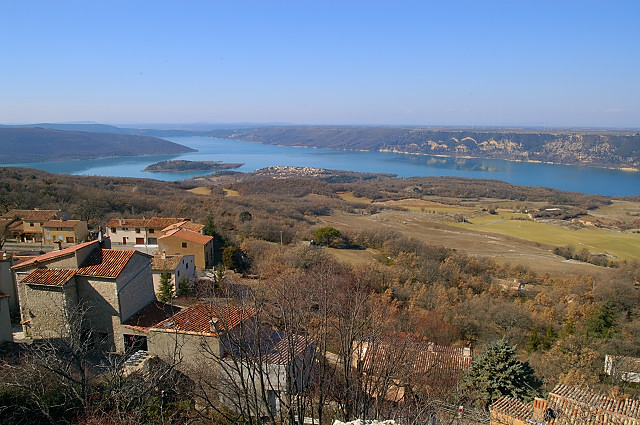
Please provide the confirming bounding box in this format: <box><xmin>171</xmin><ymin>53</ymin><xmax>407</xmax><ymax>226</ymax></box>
<box><xmin>29</xmin><ymin>222</ymin><xmax>34</xmax><ymax>227</ymax></box>
<box><xmin>181</xmin><ymin>242</ymin><xmax>187</xmax><ymax>248</ymax></box>
<box><xmin>177</xmin><ymin>271</ymin><xmax>180</xmax><ymax>277</ymax></box>
<box><xmin>185</xmin><ymin>263</ymin><xmax>189</xmax><ymax>269</ymax></box>
<box><xmin>148</xmin><ymin>228</ymin><xmax>155</xmax><ymax>234</ymax></box>
<box><xmin>111</xmin><ymin>228</ymin><xmax>117</xmax><ymax>233</ymax></box>
<box><xmin>135</xmin><ymin>228</ymin><xmax>141</xmax><ymax>233</ymax></box>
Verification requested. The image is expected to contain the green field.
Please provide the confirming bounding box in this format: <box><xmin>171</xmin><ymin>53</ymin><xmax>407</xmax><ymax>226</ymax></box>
<box><xmin>450</xmin><ymin>212</ymin><xmax>640</xmax><ymax>261</ymax></box>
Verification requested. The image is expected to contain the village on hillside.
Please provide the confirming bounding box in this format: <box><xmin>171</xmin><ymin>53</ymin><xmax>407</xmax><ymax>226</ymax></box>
<box><xmin>1</xmin><ymin>208</ymin><xmax>640</xmax><ymax>425</ymax></box>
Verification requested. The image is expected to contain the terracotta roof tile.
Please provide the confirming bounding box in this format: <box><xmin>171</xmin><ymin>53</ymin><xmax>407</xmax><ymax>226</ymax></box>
<box><xmin>161</xmin><ymin>220</ymin><xmax>205</xmax><ymax>233</ymax></box>
<box><xmin>12</xmin><ymin>240</ymin><xmax>99</xmax><ymax>270</ymax></box>
<box><xmin>158</xmin><ymin>228</ymin><xmax>213</xmax><ymax>245</ymax></box>
<box><xmin>151</xmin><ymin>254</ymin><xmax>184</xmax><ymax>271</ymax></box>
<box><xmin>20</xmin><ymin>268</ymin><xmax>77</xmax><ymax>286</ymax></box>
<box><xmin>146</xmin><ymin>217</ymin><xmax>186</xmax><ymax>228</ymax></box>
<box><xmin>122</xmin><ymin>301</ymin><xmax>181</xmax><ymax>334</ymax></box>
<box><xmin>76</xmin><ymin>249</ymin><xmax>137</xmax><ymax>277</ymax></box>
<box><xmin>490</xmin><ymin>396</ymin><xmax>532</xmax><ymax>422</ymax></box>
<box><xmin>1</xmin><ymin>209</ymin><xmax>59</xmax><ymax>222</ymax></box>
<box><xmin>42</xmin><ymin>219</ymin><xmax>83</xmax><ymax>228</ymax></box>
<box><xmin>106</xmin><ymin>218</ymin><xmax>148</xmax><ymax>228</ymax></box>
<box><xmin>151</xmin><ymin>304</ymin><xmax>254</xmax><ymax>337</ymax></box>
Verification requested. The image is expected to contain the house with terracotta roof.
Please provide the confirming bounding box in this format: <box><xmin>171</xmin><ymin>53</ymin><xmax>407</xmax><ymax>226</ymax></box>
<box><xmin>490</xmin><ymin>384</ymin><xmax>640</xmax><ymax>425</ymax></box>
<box><xmin>158</xmin><ymin>228</ymin><xmax>214</xmax><ymax>269</ymax></box>
<box><xmin>105</xmin><ymin>218</ymin><xmax>151</xmax><ymax>246</ymax></box>
<box><xmin>146</xmin><ymin>303</ymin><xmax>315</xmax><ymax>416</ymax></box>
<box><xmin>105</xmin><ymin>217</ymin><xmax>201</xmax><ymax>246</ymax></box>
<box><xmin>151</xmin><ymin>252</ymin><xmax>195</xmax><ymax>296</ymax></box>
<box><xmin>43</xmin><ymin>218</ymin><xmax>89</xmax><ymax>244</ymax></box>
<box><xmin>0</xmin><ymin>209</ymin><xmax>63</xmax><ymax>243</ymax></box>
<box><xmin>12</xmin><ymin>238</ymin><xmax>156</xmax><ymax>353</ymax></box>
<box><xmin>352</xmin><ymin>337</ymin><xmax>473</xmax><ymax>401</ymax></box>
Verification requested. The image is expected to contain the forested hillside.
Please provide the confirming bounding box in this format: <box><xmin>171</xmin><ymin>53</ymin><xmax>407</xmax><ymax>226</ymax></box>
<box><xmin>0</xmin><ymin>127</ymin><xmax>196</xmax><ymax>163</ymax></box>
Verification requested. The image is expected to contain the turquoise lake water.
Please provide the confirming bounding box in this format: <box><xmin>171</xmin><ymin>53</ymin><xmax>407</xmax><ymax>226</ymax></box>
<box><xmin>5</xmin><ymin>136</ymin><xmax>640</xmax><ymax>197</ymax></box>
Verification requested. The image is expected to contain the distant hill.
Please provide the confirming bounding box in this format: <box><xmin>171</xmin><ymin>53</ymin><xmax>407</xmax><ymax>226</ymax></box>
<box><xmin>0</xmin><ymin>127</ymin><xmax>196</xmax><ymax>164</ymax></box>
<box><xmin>204</xmin><ymin>126</ymin><xmax>640</xmax><ymax>169</ymax></box>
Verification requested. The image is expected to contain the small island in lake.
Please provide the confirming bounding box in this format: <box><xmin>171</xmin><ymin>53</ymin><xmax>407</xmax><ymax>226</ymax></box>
<box><xmin>143</xmin><ymin>160</ymin><xmax>244</xmax><ymax>172</ymax></box>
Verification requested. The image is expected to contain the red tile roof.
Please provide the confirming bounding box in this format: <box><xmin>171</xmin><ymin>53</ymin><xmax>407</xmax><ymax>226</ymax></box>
<box><xmin>122</xmin><ymin>301</ymin><xmax>182</xmax><ymax>334</ymax></box>
<box><xmin>491</xmin><ymin>385</ymin><xmax>640</xmax><ymax>425</ymax></box>
<box><xmin>20</xmin><ymin>268</ymin><xmax>77</xmax><ymax>287</ymax></box>
<box><xmin>146</xmin><ymin>217</ymin><xmax>186</xmax><ymax>229</ymax></box>
<box><xmin>358</xmin><ymin>338</ymin><xmax>472</xmax><ymax>379</ymax></box>
<box><xmin>151</xmin><ymin>304</ymin><xmax>254</xmax><ymax>337</ymax></box>
<box><xmin>161</xmin><ymin>220</ymin><xmax>205</xmax><ymax>233</ymax></box>
<box><xmin>151</xmin><ymin>254</ymin><xmax>184</xmax><ymax>271</ymax></box>
<box><xmin>158</xmin><ymin>228</ymin><xmax>213</xmax><ymax>245</ymax></box>
<box><xmin>490</xmin><ymin>396</ymin><xmax>531</xmax><ymax>422</ymax></box>
<box><xmin>1</xmin><ymin>209</ymin><xmax>59</xmax><ymax>222</ymax></box>
<box><xmin>76</xmin><ymin>249</ymin><xmax>137</xmax><ymax>277</ymax></box>
<box><xmin>12</xmin><ymin>240</ymin><xmax>99</xmax><ymax>270</ymax></box>
<box><xmin>42</xmin><ymin>219</ymin><xmax>83</xmax><ymax>228</ymax></box>
<box><xmin>106</xmin><ymin>218</ymin><xmax>148</xmax><ymax>228</ymax></box>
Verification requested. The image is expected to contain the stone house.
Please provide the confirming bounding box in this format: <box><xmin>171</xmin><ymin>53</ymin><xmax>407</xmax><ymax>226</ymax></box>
<box><xmin>43</xmin><ymin>218</ymin><xmax>89</xmax><ymax>244</ymax></box>
<box><xmin>352</xmin><ymin>337</ymin><xmax>472</xmax><ymax>401</ymax></box>
<box><xmin>12</xmin><ymin>238</ymin><xmax>156</xmax><ymax>353</ymax></box>
<box><xmin>145</xmin><ymin>303</ymin><xmax>315</xmax><ymax>416</ymax></box>
<box><xmin>0</xmin><ymin>209</ymin><xmax>63</xmax><ymax>243</ymax></box>
<box><xmin>151</xmin><ymin>252</ymin><xmax>195</xmax><ymax>296</ymax></box>
<box><xmin>490</xmin><ymin>384</ymin><xmax>640</xmax><ymax>425</ymax></box>
<box><xmin>157</xmin><ymin>228</ymin><xmax>214</xmax><ymax>269</ymax></box>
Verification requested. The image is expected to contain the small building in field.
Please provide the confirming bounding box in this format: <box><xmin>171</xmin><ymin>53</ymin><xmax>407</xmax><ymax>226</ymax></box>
<box><xmin>605</xmin><ymin>354</ymin><xmax>640</xmax><ymax>383</ymax></box>
<box><xmin>157</xmin><ymin>228</ymin><xmax>214</xmax><ymax>269</ymax></box>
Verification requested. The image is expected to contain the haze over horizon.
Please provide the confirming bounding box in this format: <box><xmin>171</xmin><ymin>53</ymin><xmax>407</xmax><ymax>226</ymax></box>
<box><xmin>2</xmin><ymin>1</ymin><xmax>639</xmax><ymax>129</ymax></box>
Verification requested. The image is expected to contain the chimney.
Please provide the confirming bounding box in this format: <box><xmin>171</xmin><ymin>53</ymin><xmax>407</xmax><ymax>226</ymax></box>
<box><xmin>209</xmin><ymin>317</ymin><xmax>219</xmax><ymax>333</ymax></box>
<box><xmin>532</xmin><ymin>398</ymin><xmax>549</xmax><ymax>422</ymax></box>
<box><xmin>463</xmin><ymin>347</ymin><xmax>472</xmax><ymax>358</ymax></box>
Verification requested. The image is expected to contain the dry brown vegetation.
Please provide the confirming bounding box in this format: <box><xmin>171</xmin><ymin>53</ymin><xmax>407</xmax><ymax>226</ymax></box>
<box><xmin>2</xmin><ymin>166</ymin><xmax>640</xmax><ymax>424</ymax></box>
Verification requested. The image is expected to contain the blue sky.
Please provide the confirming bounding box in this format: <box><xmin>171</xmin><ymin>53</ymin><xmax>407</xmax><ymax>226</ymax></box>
<box><xmin>1</xmin><ymin>1</ymin><xmax>639</xmax><ymax>128</ymax></box>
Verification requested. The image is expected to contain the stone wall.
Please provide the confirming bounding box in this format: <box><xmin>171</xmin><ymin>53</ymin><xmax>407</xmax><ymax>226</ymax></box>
<box><xmin>21</xmin><ymin>281</ymin><xmax>78</xmax><ymax>339</ymax></box>
<box><xmin>117</xmin><ymin>254</ymin><xmax>155</xmax><ymax>322</ymax></box>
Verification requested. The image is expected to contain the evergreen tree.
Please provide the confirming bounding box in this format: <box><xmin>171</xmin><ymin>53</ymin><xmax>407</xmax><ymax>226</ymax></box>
<box><xmin>527</xmin><ymin>327</ymin><xmax>540</xmax><ymax>352</ymax></box>
<box><xmin>175</xmin><ymin>277</ymin><xmax>191</xmax><ymax>297</ymax></box>
<box><xmin>204</xmin><ymin>212</ymin><xmax>216</xmax><ymax>237</ymax></box>
<box><xmin>157</xmin><ymin>270</ymin><xmax>174</xmax><ymax>303</ymax></box>
<box><xmin>586</xmin><ymin>299</ymin><xmax>618</xmax><ymax>338</ymax></box>
<box><xmin>461</xmin><ymin>338</ymin><xmax>541</xmax><ymax>410</ymax></box>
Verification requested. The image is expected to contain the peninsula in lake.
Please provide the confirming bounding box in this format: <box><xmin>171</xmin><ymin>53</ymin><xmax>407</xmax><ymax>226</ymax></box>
<box><xmin>143</xmin><ymin>159</ymin><xmax>244</xmax><ymax>172</ymax></box>
<box><xmin>0</xmin><ymin>127</ymin><xmax>196</xmax><ymax>164</ymax></box>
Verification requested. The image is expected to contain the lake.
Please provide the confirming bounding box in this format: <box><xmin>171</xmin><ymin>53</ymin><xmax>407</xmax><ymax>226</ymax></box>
<box><xmin>5</xmin><ymin>136</ymin><xmax>640</xmax><ymax>197</ymax></box>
